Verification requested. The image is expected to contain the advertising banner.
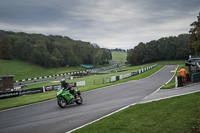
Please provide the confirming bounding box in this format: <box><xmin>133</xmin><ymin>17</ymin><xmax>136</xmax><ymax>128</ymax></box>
<box><xmin>111</xmin><ymin>76</ymin><xmax>116</xmax><ymax>82</ymax></box>
<box><xmin>76</xmin><ymin>81</ymin><xmax>86</xmax><ymax>86</ymax></box>
<box><xmin>20</xmin><ymin>88</ymin><xmax>44</xmax><ymax>95</ymax></box>
<box><xmin>0</xmin><ymin>91</ymin><xmax>20</xmax><ymax>99</ymax></box>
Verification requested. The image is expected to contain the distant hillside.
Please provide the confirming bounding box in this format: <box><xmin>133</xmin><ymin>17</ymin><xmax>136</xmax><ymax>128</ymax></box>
<box><xmin>0</xmin><ymin>59</ymin><xmax>84</xmax><ymax>80</ymax></box>
<box><xmin>0</xmin><ymin>30</ymin><xmax>112</xmax><ymax>68</ymax></box>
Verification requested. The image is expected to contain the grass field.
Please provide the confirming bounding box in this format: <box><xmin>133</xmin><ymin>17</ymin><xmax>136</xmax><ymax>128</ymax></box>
<box><xmin>0</xmin><ymin>59</ymin><xmax>84</xmax><ymax>81</ymax></box>
<box><xmin>111</xmin><ymin>51</ymin><xmax>127</xmax><ymax>62</ymax></box>
<box><xmin>74</xmin><ymin>92</ymin><xmax>200</xmax><ymax>133</ymax></box>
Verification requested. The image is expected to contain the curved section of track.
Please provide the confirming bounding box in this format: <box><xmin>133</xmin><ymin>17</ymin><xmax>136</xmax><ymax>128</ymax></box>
<box><xmin>0</xmin><ymin>65</ymin><xmax>176</xmax><ymax>133</ymax></box>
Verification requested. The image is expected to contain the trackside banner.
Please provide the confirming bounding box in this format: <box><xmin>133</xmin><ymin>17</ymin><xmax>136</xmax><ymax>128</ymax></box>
<box><xmin>0</xmin><ymin>88</ymin><xmax>44</xmax><ymax>99</ymax></box>
<box><xmin>0</xmin><ymin>91</ymin><xmax>20</xmax><ymax>99</ymax></box>
<box><xmin>20</xmin><ymin>88</ymin><xmax>44</xmax><ymax>95</ymax></box>
<box><xmin>44</xmin><ymin>81</ymin><xmax>85</xmax><ymax>92</ymax></box>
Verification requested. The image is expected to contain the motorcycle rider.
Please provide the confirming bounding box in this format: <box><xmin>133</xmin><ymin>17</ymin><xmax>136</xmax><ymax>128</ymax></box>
<box><xmin>60</xmin><ymin>78</ymin><xmax>78</xmax><ymax>98</ymax></box>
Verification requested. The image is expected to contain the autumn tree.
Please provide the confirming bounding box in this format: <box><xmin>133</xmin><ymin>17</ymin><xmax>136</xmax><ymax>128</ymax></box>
<box><xmin>189</xmin><ymin>12</ymin><xmax>200</xmax><ymax>55</ymax></box>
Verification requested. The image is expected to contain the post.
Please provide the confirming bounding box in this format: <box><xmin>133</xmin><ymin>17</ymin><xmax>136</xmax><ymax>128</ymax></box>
<box><xmin>175</xmin><ymin>76</ymin><xmax>178</xmax><ymax>88</ymax></box>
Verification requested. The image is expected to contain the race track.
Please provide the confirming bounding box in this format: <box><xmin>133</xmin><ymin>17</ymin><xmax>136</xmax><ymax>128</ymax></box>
<box><xmin>0</xmin><ymin>65</ymin><xmax>176</xmax><ymax>133</ymax></box>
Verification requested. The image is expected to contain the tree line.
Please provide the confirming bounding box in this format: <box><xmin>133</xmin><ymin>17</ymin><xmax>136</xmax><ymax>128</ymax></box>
<box><xmin>0</xmin><ymin>30</ymin><xmax>112</xmax><ymax>68</ymax></box>
<box><xmin>110</xmin><ymin>48</ymin><xmax>126</xmax><ymax>52</ymax></box>
<box><xmin>127</xmin><ymin>34</ymin><xmax>191</xmax><ymax>65</ymax></box>
<box><xmin>127</xmin><ymin>12</ymin><xmax>200</xmax><ymax>66</ymax></box>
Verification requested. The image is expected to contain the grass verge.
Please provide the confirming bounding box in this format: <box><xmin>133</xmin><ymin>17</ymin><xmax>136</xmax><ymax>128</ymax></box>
<box><xmin>73</xmin><ymin>92</ymin><xmax>200</xmax><ymax>133</ymax></box>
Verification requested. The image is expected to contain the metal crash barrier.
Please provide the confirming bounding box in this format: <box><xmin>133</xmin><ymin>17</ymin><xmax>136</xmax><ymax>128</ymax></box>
<box><xmin>192</xmin><ymin>72</ymin><xmax>200</xmax><ymax>83</ymax></box>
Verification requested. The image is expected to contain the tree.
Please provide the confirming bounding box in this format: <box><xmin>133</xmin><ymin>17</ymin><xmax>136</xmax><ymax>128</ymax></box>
<box><xmin>0</xmin><ymin>33</ymin><xmax>12</xmax><ymax>59</ymax></box>
<box><xmin>12</xmin><ymin>37</ymin><xmax>33</xmax><ymax>61</ymax></box>
<box><xmin>101</xmin><ymin>49</ymin><xmax>112</xmax><ymax>64</ymax></box>
<box><xmin>176</xmin><ymin>34</ymin><xmax>191</xmax><ymax>59</ymax></box>
<box><xmin>127</xmin><ymin>42</ymin><xmax>146</xmax><ymax>65</ymax></box>
<box><xmin>163</xmin><ymin>36</ymin><xmax>177</xmax><ymax>60</ymax></box>
<box><xmin>144</xmin><ymin>40</ymin><xmax>159</xmax><ymax>62</ymax></box>
<box><xmin>93</xmin><ymin>51</ymin><xmax>103</xmax><ymax>65</ymax></box>
<box><xmin>189</xmin><ymin>12</ymin><xmax>200</xmax><ymax>55</ymax></box>
<box><xmin>51</xmin><ymin>48</ymin><xmax>64</xmax><ymax>67</ymax></box>
<box><xmin>31</xmin><ymin>42</ymin><xmax>51</xmax><ymax>67</ymax></box>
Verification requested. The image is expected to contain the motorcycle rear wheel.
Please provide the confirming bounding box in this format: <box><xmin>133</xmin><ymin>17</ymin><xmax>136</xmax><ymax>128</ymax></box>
<box><xmin>75</xmin><ymin>95</ymin><xmax>83</xmax><ymax>105</ymax></box>
<box><xmin>57</xmin><ymin>97</ymin><xmax>67</xmax><ymax>108</ymax></box>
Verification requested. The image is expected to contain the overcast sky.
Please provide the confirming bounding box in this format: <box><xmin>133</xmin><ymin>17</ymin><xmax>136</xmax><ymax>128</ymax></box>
<box><xmin>0</xmin><ymin>0</ymin><xmax>200</xmax><ymax>49</ymax></box>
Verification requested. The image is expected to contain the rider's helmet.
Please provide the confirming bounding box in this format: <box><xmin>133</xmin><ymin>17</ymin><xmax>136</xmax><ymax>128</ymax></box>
<box><xmin>60</xmin><ymin>78</ymin><xmax>66</xmax><ymax>87</ymax></box>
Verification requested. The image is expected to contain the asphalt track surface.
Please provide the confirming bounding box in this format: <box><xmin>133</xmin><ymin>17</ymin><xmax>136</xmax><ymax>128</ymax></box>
<box><xmin>0</xmin><ymin>65</ymin><xmax>176</xmax><ymax>133</ymax></box>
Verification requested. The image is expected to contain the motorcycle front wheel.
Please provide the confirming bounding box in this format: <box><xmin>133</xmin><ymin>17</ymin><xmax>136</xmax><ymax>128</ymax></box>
<box><xmin>57</xmin><ymin>97</ymin><xmax>67</xmax><ymax>108</ymax></box>
<box><xmin>75</xmin><ymin>95</ymin><xmax>83</xmax><ymax>105</ymax></box>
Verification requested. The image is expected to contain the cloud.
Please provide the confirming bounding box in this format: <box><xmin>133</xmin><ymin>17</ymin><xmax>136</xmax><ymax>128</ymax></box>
<box><xmin>0</xmin><ymin>0</ymin><xmax>200</xmax><ymax>49</ymax></box>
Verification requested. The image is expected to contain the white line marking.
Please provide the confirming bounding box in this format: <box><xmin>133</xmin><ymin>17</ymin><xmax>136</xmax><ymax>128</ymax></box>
<box><xmin>66</xmin><ymin>103</ymin><xmax>137</xmax><ymax>133</ymax></box>
<box><xmin>139</xmin><ymin>90</ymin><xmax>200</xmax><ymax>104</ymax></box>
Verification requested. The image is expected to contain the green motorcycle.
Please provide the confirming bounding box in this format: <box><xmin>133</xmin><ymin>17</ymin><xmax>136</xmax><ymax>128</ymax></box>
<box><xmin>57</xmin><ymin>87</ymin><xmax>83</xmax><ymax>108</ymax></box>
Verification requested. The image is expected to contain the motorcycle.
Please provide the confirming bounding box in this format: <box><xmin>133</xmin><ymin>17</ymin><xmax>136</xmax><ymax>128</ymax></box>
<box><xmin>57</xmin><ymin>87</ymin><xmax>83</xmax><ymax>108</ymax></box>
